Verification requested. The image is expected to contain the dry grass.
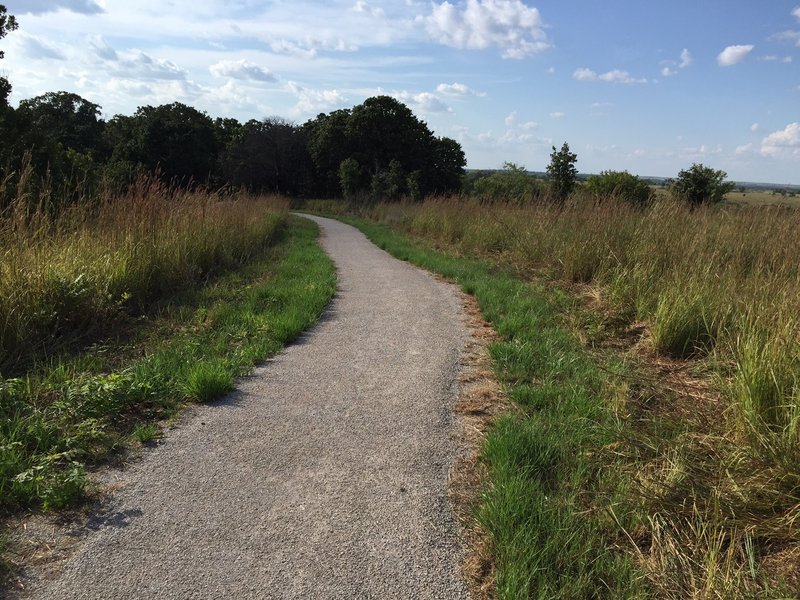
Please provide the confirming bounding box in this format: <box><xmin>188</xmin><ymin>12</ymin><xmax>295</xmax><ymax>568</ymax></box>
<box><xmin>362</xmin><ymin>195</ymin><xmax>800</xmax><ymax>597</ymax></box>
<box><xmin>0</xmin><ymin>176</ymin><xmax>288</xmax><ymax>373</ymax></box>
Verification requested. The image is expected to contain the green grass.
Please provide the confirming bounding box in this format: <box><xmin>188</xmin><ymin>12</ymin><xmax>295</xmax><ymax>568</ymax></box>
<box><xmin>0</xmin><ymin>216</ymin><xmax>336</xmax><ymax>512</ymax></box>
<box><xmin>343</xmin><ymin>216</ymin><xmax>646</xmax><ymax>599</ymax></box>
<box><xmin>132</xmin><ymin>423</ymin><xmax>160</xmax><ymax>444</ymax></box>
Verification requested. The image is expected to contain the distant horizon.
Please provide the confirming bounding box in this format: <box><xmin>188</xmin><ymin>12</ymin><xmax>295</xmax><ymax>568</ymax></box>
<box><xmin>464</xmin><ymin>167</ymin><xmax>800</xmax><ymax>189</ymax></box>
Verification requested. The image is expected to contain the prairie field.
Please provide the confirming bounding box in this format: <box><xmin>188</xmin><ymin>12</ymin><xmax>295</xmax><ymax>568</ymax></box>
<box><xmin>342</xmin><ymin>196</ymin><xmax>800</xmax><ymax>598</ymax></box>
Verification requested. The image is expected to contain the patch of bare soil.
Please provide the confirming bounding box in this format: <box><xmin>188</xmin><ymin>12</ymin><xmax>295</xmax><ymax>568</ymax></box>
<box><xmin>449</xmin><ymin>291</ymin><xmax>513</xmax><ymax>600</ymax></box>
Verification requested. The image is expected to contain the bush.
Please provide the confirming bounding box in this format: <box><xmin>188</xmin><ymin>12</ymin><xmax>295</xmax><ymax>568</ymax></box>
<box><xmin>473</xmin><ymin>162</ymin><xmax>540</xmax><ymax>203</ymax></box>
<box><xmin>671</xmin><ymin>163</ymin><xmax>735</xmax><ymax>207</ymax></box>
<box><xmin>586</xmin><ymin>170</ymin><xmax>652</xmax><ymax>207</ymax></box>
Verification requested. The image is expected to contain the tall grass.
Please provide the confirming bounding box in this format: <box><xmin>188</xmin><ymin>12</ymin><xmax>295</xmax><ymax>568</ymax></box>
<box><xmin>355</xmin><ymin>196</ymin><xmax>800</xmax><ymax>596</ymax></box>
<box><xmin>366</xmin><ymin>197</ymin><xmax>800</xmax><ymax>440</ymax></box>
<box><xmin>0</xmin><ymin>178</ymin><xmax>288</xmax><ymax>373</ymax></box>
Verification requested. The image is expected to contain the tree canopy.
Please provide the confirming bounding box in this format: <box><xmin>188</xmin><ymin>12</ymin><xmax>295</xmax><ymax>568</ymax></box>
<box><xmin>0</xmin><ymin>87</ymin><xmax>467</xmax><ymax>208</ymax></box>
<box><xmin>305</xmin><ymin>95</ymin><xmax>465</xmax><ymax>199</ymax></box>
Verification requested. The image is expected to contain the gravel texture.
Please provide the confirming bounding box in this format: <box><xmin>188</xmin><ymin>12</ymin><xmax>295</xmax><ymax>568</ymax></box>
<box><xmin>29</xmin><ymin>215</ymin><xmax>471</xmax><ymax>600</ymax></box>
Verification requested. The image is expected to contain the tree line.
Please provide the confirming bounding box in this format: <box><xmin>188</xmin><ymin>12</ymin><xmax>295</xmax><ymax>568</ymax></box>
<box><xmin>0</xmin><ymin>90</ymin><xmax>467</xmax><ymax>208</ymax></box>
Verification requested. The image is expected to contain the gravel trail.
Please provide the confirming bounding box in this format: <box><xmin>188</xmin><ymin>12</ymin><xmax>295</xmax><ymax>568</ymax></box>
<box><xmin>30</xmin><ymin>215</ymin><xmax>471</xmax><ymax>600</ymax></box>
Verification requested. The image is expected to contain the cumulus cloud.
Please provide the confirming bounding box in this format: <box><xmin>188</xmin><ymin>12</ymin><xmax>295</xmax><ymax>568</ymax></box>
<box><xmin>12</xmin><ymin>0</ymin><xmax>103</xmax><ymax>15</ymax></box>
<box><xmin>504</xmin><ymin>111</ymin><xmax>517</xmax><ymax>127</ymax></box>
<box><xmin>794</xmin><ymin>6</ymin><xmax>800</xmax><ymax>21</ymax></box>
<box><xmin>751</xmin><ymin>123</ymin><xmax>760</xmax><ymax>132</ymax></box>
<box><xmin>436</xmin><ymin>82</ymin><xmax>485</xmax><ymax>96</ymax></box>
<box><xmin>392</xmin><ymin>90</ymin><xmax>452</xmax><ymax>113</ymax></box>
<box><xmin>113</xmin><ymin>50</ymin><xmax>188</xmax><ymax>81</ymax></box>
<box><xmin>736</xmin><ymin>144</ymin><xmax>753</xmax><ymax>155</ymax></box>
<box><xmin>17</xmin><ymin>33</ymin><xmax>65</xmax><ymax>60</ymax></box>
<box><xmin>661</xmin><ymin>67</ymin><xmax>677</xmax><ymax>77</ymax></box>
<box><xmin>287</xmin><ymin>81</ymin><xmax>347</xmax><ymax>116</ymax></box>
<box><xmin>424</xmin><ymin>0</ymin><xmax>551</xmax><ymax>59</ymax></box>
<box><xmin>89</xmin><ymin>35</ymin><xmax>117</xmax><ymax>61</ymax></box>
<box><xmin>210</xmin><ymin>60</ymin><xmax>277</xmax><ymax>83</ymax></box>
<box><xmin>717</xmin><ymin>44</ymin><xmax>754</xmax><ymax>66</ymax></box>
<box><xmin>573</xmin><ymin>68</ymin><xmax>647</xmax><ymax>84</ymax></box>
<box><xmin>761</xmin><ymin>122</ymin><xmax>800</xmax><ymax>157</ymax></box>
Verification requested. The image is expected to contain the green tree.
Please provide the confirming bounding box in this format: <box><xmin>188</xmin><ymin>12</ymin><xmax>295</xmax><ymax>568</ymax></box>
<box><xmin>304</xmin><ymin>109</ymin><xmax>353</xmax><ymax>196</ymax></box>
<box><xmin>429</xmin><ymin>136</ymin><xmax>466</xmax><ymax>194</ymax></box>
<box><xmin>0</xmin><ymin>4</ymin><xmax>18</xmax><ymax>108</ymax></box>
<box><xmin>219</xmin><ymin>117</ymin><xmax>311</xmax><ymax>195</ymax></box>
<box><xmin>671</xmin><ymin>163</ymin><xmax>735</xmax><ymax>207</ymax></box>
<box><xmin>17</xmin><ymin>92</ymin><xmax>104</xmax><ymax>158</ymax></box>
<box><xmin>546</xmin><ymin>142</ymin><xmax>578</xmax><ymax>202</ymax></box>
<box><xmin>105</xmin><ymin>103</ymin><xmax>219</xmax><ymax>185</ymax></box>
<box><xmin>338</xmin><ymin>158</ymin><xmax>361</xmax><ymax>199</ymax></box>
<box><xmin>304</xmin><ymin>96</ymin><xmax>465</xmax><ymax>200</ymax></box>
<box><xmin>585</xmin><ymin>170</ymin><xmax>652</xmax><ymax>206</ymax></box>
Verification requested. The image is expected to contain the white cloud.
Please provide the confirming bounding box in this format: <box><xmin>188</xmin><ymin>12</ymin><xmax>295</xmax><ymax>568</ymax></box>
<box><xmin>392</xmin><ymin>90</ymin><xmax>452</xmax><ymax>113</ymax></box>
<box><xmin>573</xmin><ymin>67</ymin><xmax>647</xmax><ymax>84</ymax></box>
<box><xmin>679</xmin><ymin>48</ymin><xmax>692</xmax><ymax>68</ymax></box>
<box><xmin>794</xmin><ymin>6</ymin><xmax>800</xmax><ymax>21</ymax></box>
<box><xmin>736</xmin><ymin>143</ymin><xmax>753</xmax><ymax>155</ymax></box>
<box><xmin>269</xmin><ymin>38</ymin><xmax>359</xmax><ymax>59</ymax></box>
<box><xmin>436</xmin><ymin>82</ymin><xmax>485</xmax><ymax>96</ymax></box>
<box><xmin>113</xmin><ymin>50</ymin><xmax>188</xmax><ymax>81</ymax></box>
<box><xmin>771</xmin><ymin>30</ymin><xmax>800</xmax><ymax>47</ymax></box>
<box><xmin>424</xmin><ymin>0</ymin><xmax>551</xmax><ymax>59</ymax></box>
<box><xmin>751</xmin><ymin>123</ymin><xmax>760</xmax><ymax>132</ymax></box>
<box><xmin>661</xmin><ymin>67</ymin><xmax>677</xmax><ymax>77</ymax></box>
<box><xmin>520</xmin><ymin>121</ymin><xmax>538</xmax><ymax>130</ymax></box>
<box><xmin>210</xmin><ymin>59</ymin><xmax>277</xmax><ymax>83</ymax></box>
<box><xmin>504</xmin><ymin>111</ymin><xmax>517</xmax><ymax>127</ymax></box>
<box><xmin>287</xmin><ymin>81</ymin><xmax>348</xmax><ymax>116</ymax></box>
<box><xmin>573</xmin><ymin>68</ymin><xmax>597</xmax><ymax>81</ymax></box>
<box><xmin>717</xmin><ymin>44</ymin><xmax>754</xmax><ymax>66</ymax></box>
<box><xmin>550</xmin><ymin>111</ymin><xmax>565</xmax><ymax>119</ymax></box>
<box><xmin>761</xmin><ymin>122</ymin><xmax>800</xmax><ymax>157</ymax></box>
<box><xmin>16</xmin><ymin>33</ymin><xmax>66</xmax><ymax>60</ymax></box>
<box><xmin>89</xmin><ymin>35</ymin><xmax>117</xmax><ymax>61</ymax></box>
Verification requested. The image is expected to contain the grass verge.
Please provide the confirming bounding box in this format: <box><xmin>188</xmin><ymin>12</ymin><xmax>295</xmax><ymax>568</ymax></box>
<box><xmin>343</xmin><ymin>216</ymin><xmax>646</xmax><ymax>598</ymax></box>
<box><xmin>0</xmin><ymin>215</ymin><xmax>335</xmax><ymax>513</ymax></box>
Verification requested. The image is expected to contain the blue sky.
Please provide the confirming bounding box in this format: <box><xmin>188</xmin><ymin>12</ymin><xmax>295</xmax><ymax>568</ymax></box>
<box><xmin>2</xmin><ymin>0</ymin><xmax>799</xmax><ymax>184</ymax></box>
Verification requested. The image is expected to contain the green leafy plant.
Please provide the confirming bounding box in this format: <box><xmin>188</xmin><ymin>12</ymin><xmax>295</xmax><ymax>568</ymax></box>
<box><xmin>586</xmin><ymin>170</ymin><xmax>653</xmax><ymax>207</ymax></box>
<box><xmin>671</xmin><ymin>163</ymin><xmax>735</xmax><ymax>206</ymax></box>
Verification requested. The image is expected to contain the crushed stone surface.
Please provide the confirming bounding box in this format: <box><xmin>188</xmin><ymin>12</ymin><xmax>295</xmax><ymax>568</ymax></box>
<box><xmin>27</xmin><ymin>215</ymin><xmax>471</xmax><ymax>600</ymax></box>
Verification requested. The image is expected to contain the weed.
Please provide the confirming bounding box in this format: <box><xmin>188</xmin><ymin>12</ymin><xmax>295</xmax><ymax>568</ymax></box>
<box><xmin>132</xmin><ymin>423</ymin><xmax>160</xmax><ymax>444</ymax></box>
<box><xmin>184</xmin><ymin>362</ymin><xmax>234</xmax><ymax>403</ymax></box>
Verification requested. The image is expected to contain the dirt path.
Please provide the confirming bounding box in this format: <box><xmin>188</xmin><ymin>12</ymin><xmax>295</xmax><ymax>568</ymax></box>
<box><xmin>24</xmin><ymin>216</ymin><xmax>471</xmax><ymax>599</ymax></box>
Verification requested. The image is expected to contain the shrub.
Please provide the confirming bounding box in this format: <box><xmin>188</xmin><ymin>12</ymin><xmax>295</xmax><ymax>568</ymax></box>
<box><xmin>586</xmin><ymin>170</ymin><xmax>653</xmax><ymax>207</ymax></box>
<box><xmin>671</xmin><ymin>163</ymin><xmax>735</xmax><ymax>207</ymax></box>
<box><xmin>474</xmin><ymin>162</ymin><xmax>540</xmax><ymax>203</ymax></box>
